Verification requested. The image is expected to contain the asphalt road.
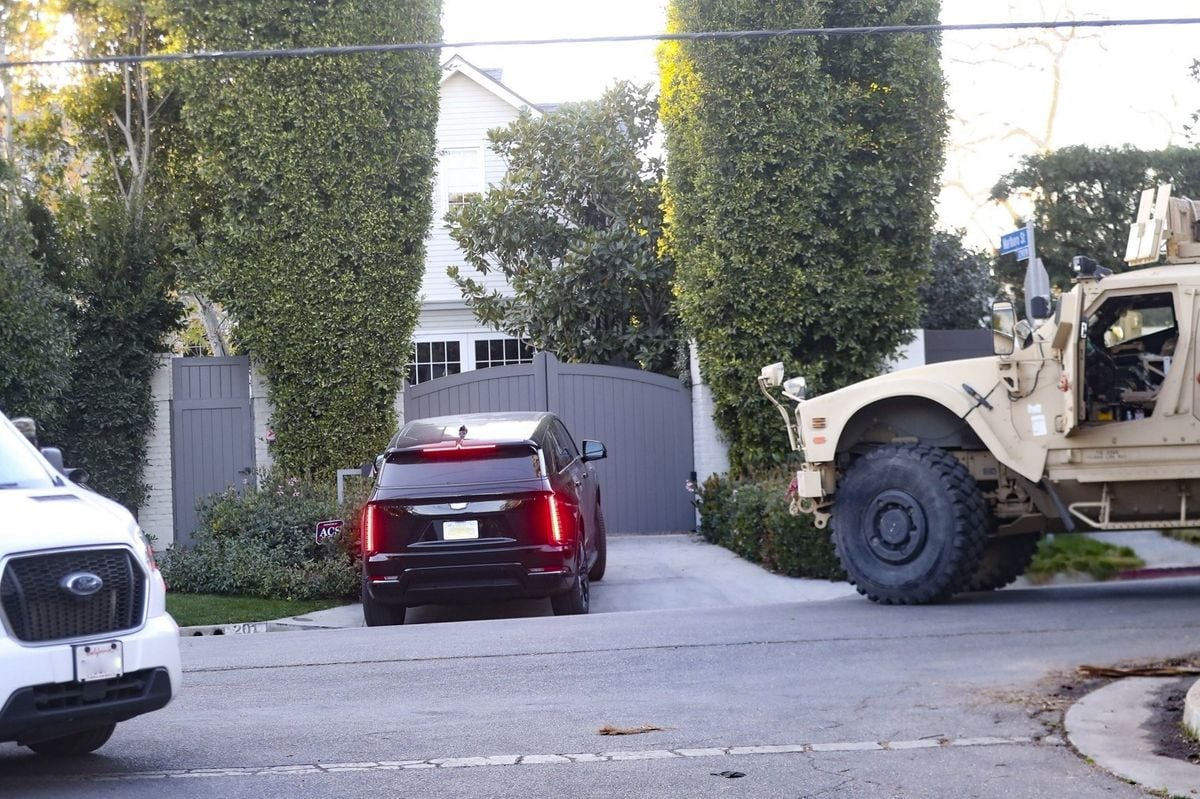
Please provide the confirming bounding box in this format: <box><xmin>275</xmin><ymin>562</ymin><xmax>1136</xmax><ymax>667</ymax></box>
<box><xmin>2</xmin><ymin>553</ymin><xmax>1199</xmax><ymax>797</ymax></box>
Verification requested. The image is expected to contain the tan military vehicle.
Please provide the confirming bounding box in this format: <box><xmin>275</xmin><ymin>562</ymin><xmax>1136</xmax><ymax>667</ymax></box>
<box><xmin>758</xmin><ymin>186</ymin><xmax>1200</xmax><ymax>604</ymax></box>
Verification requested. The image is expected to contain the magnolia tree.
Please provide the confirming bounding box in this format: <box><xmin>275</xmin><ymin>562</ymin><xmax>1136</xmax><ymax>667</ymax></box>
<box><xmin>447</xmin><ymin>82</ymin><xmax>679</xmax><ymax>374</ymax></box>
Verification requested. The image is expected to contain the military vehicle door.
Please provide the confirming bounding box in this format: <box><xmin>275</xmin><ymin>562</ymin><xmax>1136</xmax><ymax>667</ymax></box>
<box><xmin>1055</xmin><ymin>284</ymin><xmax>1189</xmax><ymax>477</ymax></box>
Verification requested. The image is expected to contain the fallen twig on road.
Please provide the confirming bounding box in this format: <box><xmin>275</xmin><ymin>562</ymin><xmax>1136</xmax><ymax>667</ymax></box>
<box><xmin>597</xmin><ymin>724</ymin><xmax>667</xmax><ymax>736</ymax></box>
<box><xmin>1077</xmin><ymin>664</ymin><xmax>1200</xmax><ymax>678</ymax></box>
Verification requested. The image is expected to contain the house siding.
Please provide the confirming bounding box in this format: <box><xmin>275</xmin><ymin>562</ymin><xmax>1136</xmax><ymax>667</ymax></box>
<box><xmin>422</xmin><ymin>72</ymin><xmax>523</xmax><ymax>306</ymax></box>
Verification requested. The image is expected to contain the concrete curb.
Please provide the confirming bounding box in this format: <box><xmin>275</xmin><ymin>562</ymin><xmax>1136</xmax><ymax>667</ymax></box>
<box><xmin>179</xmin><ymin>620</ymin><xmax>290</xmax><ymax>637</ymax></box>
<box><xmin>1065</xmin><ymin>676</ymin><xmax>1200</xmax><ymax>798</ymax></box>
<box><xmin>1186</xmin><ymin>678</ymin><xmax>1200</xmax><ymax>741</ymax></box>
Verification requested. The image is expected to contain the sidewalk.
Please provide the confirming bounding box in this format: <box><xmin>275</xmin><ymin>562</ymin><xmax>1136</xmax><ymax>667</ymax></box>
<box><xmin>1086</xmin><ymin>530</ymin><xmax>1200</xmax><ymax>569</ymax></box>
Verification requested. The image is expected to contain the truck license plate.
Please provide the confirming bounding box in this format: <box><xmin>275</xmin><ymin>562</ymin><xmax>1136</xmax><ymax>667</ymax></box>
<box><xmin>74</xmin><ymin>641</ymin><xmax>123</xmax><ymax>683</ymax></box>
<box><xmin>443</xmin><ymin>520</ymin><xmax>479</xmax><ymax>540</ymax></box>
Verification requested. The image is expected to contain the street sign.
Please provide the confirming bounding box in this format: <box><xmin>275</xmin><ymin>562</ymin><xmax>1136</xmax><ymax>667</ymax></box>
<box><xmin>1000</xmin><ymin>228</ymin><xmax>1030</xmax><ymax>261</ymax></box>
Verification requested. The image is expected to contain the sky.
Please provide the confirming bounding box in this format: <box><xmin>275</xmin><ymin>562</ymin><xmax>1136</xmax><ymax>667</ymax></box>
<box><xmin>440</xmin><ymin>0</ymin><xmax>1200</xmax><ymax>250</ymax></box>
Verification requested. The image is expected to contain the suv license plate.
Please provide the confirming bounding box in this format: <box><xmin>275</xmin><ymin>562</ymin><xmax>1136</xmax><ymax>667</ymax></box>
<box><xmin>74</xmin><ymin>641</ymin><xmax>124</xmax><ymax>683</ymax></box>
<box><xmin>443</xmin><ymin>520</ymin><xmax>479</xmax><ymax>540</ymax></box>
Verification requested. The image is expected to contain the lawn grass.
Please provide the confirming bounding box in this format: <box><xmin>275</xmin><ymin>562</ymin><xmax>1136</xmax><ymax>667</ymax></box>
<box><xmin>1025</xmin><ymin>534</ymin><xmax>1145</xmax><ymax>583</ymax></box>
<box><xmin>166</xmin><ymin>594</ymin><xmax>346</xmax><ymax>627</ymax></box>
<box><xmin>1164</xmin><ymin>528</ymin><xmax>1200</xmax><ymax>545</ymax></box>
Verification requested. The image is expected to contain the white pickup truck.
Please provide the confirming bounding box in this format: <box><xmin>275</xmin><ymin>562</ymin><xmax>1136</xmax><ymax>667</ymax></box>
<box><xmin>0</xmin><ymin>411</ymin><xmax>181</xmax><ymax>755</ymax></box>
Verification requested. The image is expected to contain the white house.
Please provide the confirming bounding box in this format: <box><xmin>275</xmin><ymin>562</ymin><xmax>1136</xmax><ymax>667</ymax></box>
<box><xmin>407</xmin><ymin>55</ymin><xmax>548</xmax><ymax>385</ymax></box>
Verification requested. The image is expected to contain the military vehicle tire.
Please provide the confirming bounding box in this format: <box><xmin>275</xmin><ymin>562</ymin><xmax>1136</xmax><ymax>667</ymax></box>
<box><xmin>964</xmin><ymin>533</ymin><xmax>1041</xmax><ymax>592</ymax></box>
<box><xmin>832</xmin><ymin>444</ymin><xmax>988</xmax><ymax>604</ymax></box>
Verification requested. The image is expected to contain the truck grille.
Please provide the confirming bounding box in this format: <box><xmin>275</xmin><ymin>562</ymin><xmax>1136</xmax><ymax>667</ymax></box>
<box><xmin>0</xmin><ymin>549</ymin><xmax>146</xmax><ymax>643</ymax></box>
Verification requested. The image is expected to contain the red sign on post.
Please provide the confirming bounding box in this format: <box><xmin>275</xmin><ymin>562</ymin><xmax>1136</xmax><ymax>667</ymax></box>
<box><xmin>315</xmin><ymin>519</ymin><xmax>344</xmax><ymax>544</ymax></box>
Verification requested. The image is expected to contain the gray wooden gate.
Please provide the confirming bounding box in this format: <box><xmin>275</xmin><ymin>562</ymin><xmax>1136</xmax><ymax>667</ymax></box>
<box><xmin>171</xmin><ymin>357</ymin><xmax>255</xmax><ymax>545</ymax></box>
<box><xmin>405</xmin><ymin>353</ymin><xmax>694</xmax><ymax>534</ymax></box>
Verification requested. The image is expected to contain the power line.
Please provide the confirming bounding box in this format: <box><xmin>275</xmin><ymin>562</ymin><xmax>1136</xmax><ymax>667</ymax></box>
<box><xmin>3</xmin><ymin>17</ymin><xmax>1200</xmax><ymax>70</ymax></box>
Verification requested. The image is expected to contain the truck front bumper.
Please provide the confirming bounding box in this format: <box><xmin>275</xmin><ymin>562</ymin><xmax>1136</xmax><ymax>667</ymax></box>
<box><xmin>0</xmin><ymin>611</ymin><xmax>181</xmax><ymax>745</ymax></box>
<box><xmin>794</xmin><ymin>464</ymin><xmax>835</xmax><ymax>499</ymax></box>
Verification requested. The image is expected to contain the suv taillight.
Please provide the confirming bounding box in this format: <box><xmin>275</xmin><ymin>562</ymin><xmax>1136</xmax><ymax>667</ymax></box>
<box><xmin>545</xmin><ymin>494</ymin><xmax>569</xmax><ymax>545</ymax></box>
<box><xmin>362</xmin><ymin>504</ymin><xmax>383</xmax><ymax>555</ymax></box>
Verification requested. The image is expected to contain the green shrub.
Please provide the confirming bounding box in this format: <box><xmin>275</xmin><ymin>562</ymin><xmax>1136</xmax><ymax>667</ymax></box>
<box><xmin>696</xmin><ymin>470</ymin><xmax>844</xmax><ymax>581</ymax></box>
<box><xmin>1025</xmin><ymin>534</ymin><xmax>1144</xmax><ymax>583</ymax></box>
<box><xmin>161</xmin><ymin>472</ymin><xmax>363</xmax><ymax>601</ymax></box>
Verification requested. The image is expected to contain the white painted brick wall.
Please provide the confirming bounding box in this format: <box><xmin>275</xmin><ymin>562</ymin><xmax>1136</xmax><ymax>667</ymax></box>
<box><xmin>137</xmin><ymin>355</ymin><xmax>175</xmax><ymax>548</ymax></box>
<box><xmin>689</xmin><ymin>340</ymin><xmax>730</xmax><ymax>484</ymax></box>
<box><xmin>251</xmin><ymin>363</ymin><xmax>273</xmax><ymax>479</ymax></box>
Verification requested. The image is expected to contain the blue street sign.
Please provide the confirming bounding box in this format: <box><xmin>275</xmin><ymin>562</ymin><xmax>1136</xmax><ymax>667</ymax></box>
<box><xmin>1000</xmin><ymin>228</ymin><xmax>1029</xmax><ymax>260</ymax></box>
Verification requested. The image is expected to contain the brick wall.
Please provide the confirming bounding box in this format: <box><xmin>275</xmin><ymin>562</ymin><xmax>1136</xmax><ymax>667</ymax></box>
<box><xmin>689</xmin><ymin>340</ymin><xmax>730</xmax><ymax>483</ymax></box>
<box><xmin>250</xmin><ymin>364</ymin><xmax>273</xmax><ymax>478</ymax></box>
<box><xmin>137</xmin><ymin>355</ymin><xmax>175</xmax><ymax>547</ymax></box>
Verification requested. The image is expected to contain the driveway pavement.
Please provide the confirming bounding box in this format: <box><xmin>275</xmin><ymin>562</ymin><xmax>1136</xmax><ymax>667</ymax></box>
<box><xmin>276</xmin><ymin>533</ymin><xmax>857</xmax><ymax>629</ymax></box>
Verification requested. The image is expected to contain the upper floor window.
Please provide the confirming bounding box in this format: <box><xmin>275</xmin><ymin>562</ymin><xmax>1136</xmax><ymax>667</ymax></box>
<box><xmin>407</xmin><ymin>340</ymin><xmax>462</xmax><ymax>385</ymax></box>
<box><xmin>440</xmin><ymin>147</ymin><xmax>483</xmax><ymax>213</ymax></box>
<box><xmin>474</xmin><ymin>337</ymin><xmax>534</xmax><ymax>369</ymax></box>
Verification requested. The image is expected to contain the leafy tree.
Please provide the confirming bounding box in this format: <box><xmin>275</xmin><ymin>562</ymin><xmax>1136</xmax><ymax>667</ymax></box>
<box><xmin>173</xmin><ymin>0</ymin><xmax>441</xmax><ymax>474</ymax></box>
<box><xmin>447</xmin><ymin>82</ymin><xmax>679</xmax><ymax>374</ymax></box>
<box><xmin>660</xmin><ymin>0</ymin><xmax>947</xmax><ymax>472</ymax></box>
<box><xmin>53</xmin><ymin>200</ymin><xmax>181</xmax><ymax>507</ymax></box>
<box><xmin>990</xmin><ymin>144</ymin><xmax>1200</xmax><ymax>291</ymax></box>
<box><xmin>918</xmin><ymin>230</ymin><xmax>994</xmax><ymax>330</ymax></box>
<box><xmin>0</xmin><ymin>173</ymin><xmax>71</xmax><ymax>425</ymax></box>
<box><xmin>15</xmin><ymin>0</ymin><xmax>184</xmax><ymax>509</ymax></box>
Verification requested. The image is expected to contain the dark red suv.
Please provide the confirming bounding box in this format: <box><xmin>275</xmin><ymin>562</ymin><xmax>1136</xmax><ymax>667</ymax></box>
<box><xmin>360</xmin><ymin>412</ymin><xmax>608</xmax><ymax>626</ymax></box>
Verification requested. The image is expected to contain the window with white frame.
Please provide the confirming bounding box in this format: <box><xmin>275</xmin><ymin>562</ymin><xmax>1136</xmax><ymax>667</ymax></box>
<box><xmin>440</xmin><ymin>147</ymin><xmax>483</xmax><ymax>213</ymax></box>
<box><xmin>474</xmin><ymin>337</ymin><xmax>534</xmax><ymax>369</ymax></box>
<box><xmin>407</xmin><ymin>340</ymin><xmax>462</xmax><ymax>384</ymax></box>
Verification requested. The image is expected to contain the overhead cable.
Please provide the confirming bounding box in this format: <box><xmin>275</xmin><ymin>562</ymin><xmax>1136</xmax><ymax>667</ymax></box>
<box><xmin>4</xmin><ymin>17</ymin><xmax>1200</xmax><ymax>70</ymax></box>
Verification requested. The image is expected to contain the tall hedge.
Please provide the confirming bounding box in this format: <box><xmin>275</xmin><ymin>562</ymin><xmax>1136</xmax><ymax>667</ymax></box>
<box><xmin>660</xmin><ymin>0</ymin><xmax>948</xmax><ymax>472</ymax></box>
<box><xmin>174</xmin><ymin>0</ymin><xmax>441</xmax><ymax>474</ymax></box>
<box><xmin>52</xmin><ymin>201</ymin><xmax>182</xmax><ymax>509</ymax></box>
<box><xmin>0</xmin><ymin>181</ymin><xmax>72</xmax><ymax>426</ymax></box>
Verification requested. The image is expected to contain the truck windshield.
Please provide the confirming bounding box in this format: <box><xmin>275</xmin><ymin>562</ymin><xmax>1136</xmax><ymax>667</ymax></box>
<box><xmin>0</xmin><ymin>419</ymin><xmax>56</xmax><ymax>490</ymax></box>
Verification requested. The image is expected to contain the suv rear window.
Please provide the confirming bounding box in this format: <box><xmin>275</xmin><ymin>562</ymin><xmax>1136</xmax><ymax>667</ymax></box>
<box><xmin>378</xmin><ymin>449</ymin><xmax>542</xmax><ymax>489</ymax></box>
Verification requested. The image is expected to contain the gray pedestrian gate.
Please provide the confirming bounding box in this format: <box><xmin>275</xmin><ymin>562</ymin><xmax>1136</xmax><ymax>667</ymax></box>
<box><xmin>171</xmin><ymin>356</ymin><xmax>255</xmax><ymax>545</ymax></box>
<box><xmin>404</xmin><ymin>353</ymin><xmax>695</xmax><ymax>534</ymax></box>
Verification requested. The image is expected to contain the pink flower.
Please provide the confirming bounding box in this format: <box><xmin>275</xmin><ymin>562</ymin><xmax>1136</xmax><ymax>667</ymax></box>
<box><xmin>265</xmin><ymin>428</ymin><xmax>276</xmax><ymax>443</ymax></box>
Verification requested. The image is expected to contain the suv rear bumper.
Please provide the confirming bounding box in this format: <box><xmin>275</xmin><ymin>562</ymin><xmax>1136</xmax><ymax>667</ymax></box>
<box><xmin>365</xmin><ymin>543</ymin><xmax>576</xmax><ymax>605</ymax></box>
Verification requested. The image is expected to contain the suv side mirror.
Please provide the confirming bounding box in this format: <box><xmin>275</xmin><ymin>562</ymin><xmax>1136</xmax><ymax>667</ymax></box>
<box><xmin>581</xmin><ymin>440</ymin><xmax>607</xmax><ymax>462</ymax></box>
<box><xmin>40</xmin><ymin>446</ymin><xmax>66</xmax><ymax>472</ymax></box>
<box><xmin>991</xmin><ymin>301</ymin><xmax>1016</xmax><ymax>356</ymax></box>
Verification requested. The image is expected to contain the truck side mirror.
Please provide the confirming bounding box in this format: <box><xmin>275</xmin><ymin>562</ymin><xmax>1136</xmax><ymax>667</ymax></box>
<box><xmin>759</xmin><ymin>362</ymin><xmax>784</xmax><ymax>388</ymax></box>
<box><xmin>992</xmin><ymin>301</ymin><xmax>1016</xmax><ymax>356</ymax></box>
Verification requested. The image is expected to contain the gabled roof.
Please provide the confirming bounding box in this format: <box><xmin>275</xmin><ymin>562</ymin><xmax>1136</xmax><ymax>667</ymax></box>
<box><xmin>440</xmin><ymin>54</ymin><xmax>543</xmax><ymax>117</ymax></box>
